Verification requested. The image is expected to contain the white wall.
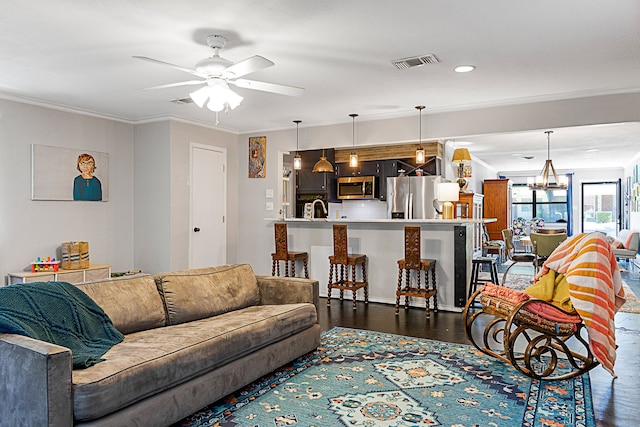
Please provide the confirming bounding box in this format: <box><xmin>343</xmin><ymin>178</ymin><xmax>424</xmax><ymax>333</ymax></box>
<box><xmin>133</xmin><ymin>121</ymin><xmax>171</xmax><ymax>274</ymax></box>
<box><xmin>0</xmin><ymin>99</ymin><xmax>135</xmax><ymax>281</ymax></box>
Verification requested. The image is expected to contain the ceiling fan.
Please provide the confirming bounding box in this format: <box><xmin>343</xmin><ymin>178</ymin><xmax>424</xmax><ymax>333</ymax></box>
<box><xmin>134</xmin><ymin>35</ymin><xmax>304</xmax><ymax>113</ymax></box>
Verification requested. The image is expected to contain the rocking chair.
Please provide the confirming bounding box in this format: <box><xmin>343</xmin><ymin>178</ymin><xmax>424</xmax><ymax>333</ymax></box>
<box><xmin>462</xmin><ymin>283</ymin><xmax>597</xmax><ymax>381</ymax></box>
<box><xmin>463</xmin><ymin>232</ymin><xmax>625</xmax><ymax>381</ymax></box>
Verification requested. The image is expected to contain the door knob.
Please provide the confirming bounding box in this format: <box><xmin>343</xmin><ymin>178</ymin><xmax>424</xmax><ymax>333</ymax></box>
<box><xmin>193</xmin><ymin>227</ymin><xmax>200</xmax><ymax>232</ymax></box>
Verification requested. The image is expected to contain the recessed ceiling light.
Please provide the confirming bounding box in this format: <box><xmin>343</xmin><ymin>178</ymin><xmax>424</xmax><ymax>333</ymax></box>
<box><xmin>586</xmin><ymin>148</ymin><xmax>599</xmax><ymax>152</ymax></box>
<box><xmin>454</xmin><ymin>65</ymin><xmax>476</xmax><ymax>73</ymax></box>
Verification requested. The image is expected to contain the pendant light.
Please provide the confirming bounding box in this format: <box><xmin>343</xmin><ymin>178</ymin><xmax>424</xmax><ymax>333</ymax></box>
<box><xmin>527</xmin><ymin>131</ymin><xmax>569</xmax><ymax>190</ymax></box>
<box><xmin>293</xmin><ymin>120</ymin><xmax>302</xmax><ymax>170</ymax></box>
<box><xmin>349</xmin><ymin>113</ymin><xmax>359</xmax><ymax>168</ymax></box>
<box><xmin>415</xmin><ymin>106</ymin><xmax>426</xmax><ymax>164</ymax></box>
<box><xmin>312</xmin><ymin>149</ymin><xmax>334</xmax><ymax>173</ymax></box>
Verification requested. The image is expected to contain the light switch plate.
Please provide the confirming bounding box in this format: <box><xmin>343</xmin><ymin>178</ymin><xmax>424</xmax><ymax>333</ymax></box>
<box><xmin>265</xmin><ymin>189</ymin><xmax>274</xmax><ymax>198</ymax></box>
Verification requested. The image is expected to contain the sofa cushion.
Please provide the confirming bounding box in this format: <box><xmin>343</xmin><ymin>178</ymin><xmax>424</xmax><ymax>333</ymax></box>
<box><xmin>77</xmin><ymin>274</ymin><xmax>166</xmax><ymax>335</ymax></box>
<box><xmin>71</xmin><ymin>302</ymin><xmax>317</xmax><ymax>421</ymax></box>
<box><xmin>154</xmin><ymin>264</ymin><xmax>260</xmax><ymax>325</ymax></box>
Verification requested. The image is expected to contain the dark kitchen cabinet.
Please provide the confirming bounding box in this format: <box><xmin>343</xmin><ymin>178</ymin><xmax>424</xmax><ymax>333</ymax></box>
<box><xmin>295</xmin><ymin>149</ymin><xmax>336</xmax><ymax>201</ymax></box>
<box><xmin>336</xmin><ymin>160</ymin><xmax>381</xmax><ymax>178</ymax></box>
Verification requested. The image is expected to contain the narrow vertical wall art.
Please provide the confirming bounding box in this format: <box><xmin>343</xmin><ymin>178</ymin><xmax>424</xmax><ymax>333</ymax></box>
<box><xmin>248</xmin><ymin>136</ymin><xmax>266</xmax><ymax>178</ymax></box>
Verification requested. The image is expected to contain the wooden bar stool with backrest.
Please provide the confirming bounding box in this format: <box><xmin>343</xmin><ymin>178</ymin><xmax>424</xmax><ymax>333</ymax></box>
<box><xmin>395</xmin><ymin>226</ymin><xmax>438</xmax><ymax>317</ymax></box>
<box><xmin>271</xmin><ymin>223</ymin><xmax>309</xmax><ymax>278</ymax></box>
<box><xmin>327</xmin><ymin>224</ymin><xmax>368</xmax><ymax>309</ymax></box>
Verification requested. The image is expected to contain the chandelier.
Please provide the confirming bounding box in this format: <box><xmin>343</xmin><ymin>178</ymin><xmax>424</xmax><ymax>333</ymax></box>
<box><xmin>527</xmin><ymin>131</ymin><xmax>568</xmax><ymax>190</ymax></box>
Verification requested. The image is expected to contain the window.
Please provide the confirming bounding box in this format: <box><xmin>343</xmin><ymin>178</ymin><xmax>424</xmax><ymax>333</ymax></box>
<box><xmin>512</xmin><ymin>184</ymin><xmax>569</xmax><ymax>226</ymax></box>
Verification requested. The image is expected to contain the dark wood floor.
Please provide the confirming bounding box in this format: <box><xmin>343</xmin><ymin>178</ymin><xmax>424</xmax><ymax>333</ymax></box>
<box><xmin>317</xmin><ymin>268</ymin><xmax>640</xmax><ymax>427</ymax></box>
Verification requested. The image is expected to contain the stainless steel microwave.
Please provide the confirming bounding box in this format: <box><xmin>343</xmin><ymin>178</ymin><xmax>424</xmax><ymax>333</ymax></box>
<box><xmin>337</xmin><ymin>176</ymin><xmax>377</xmax><ymax>200</ymax></box>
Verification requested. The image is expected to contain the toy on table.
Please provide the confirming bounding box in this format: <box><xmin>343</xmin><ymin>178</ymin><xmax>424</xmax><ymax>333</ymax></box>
<box><xmin>31</xmin><ymin>256</ymin><xmax>60</xmax><ymax>273</ymax></box>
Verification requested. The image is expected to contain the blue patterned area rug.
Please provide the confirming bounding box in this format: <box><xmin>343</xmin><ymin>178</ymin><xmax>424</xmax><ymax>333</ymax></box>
<box><xmin>173</xmin><ymin>328</ymin><xmax>594</xmax><ymax>427</ymax></box>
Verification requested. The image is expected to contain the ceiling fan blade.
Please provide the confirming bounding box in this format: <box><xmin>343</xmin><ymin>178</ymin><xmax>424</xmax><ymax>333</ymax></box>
<box><xmin>232</xmin><ymin>79</ymin><xmax>305</xmax><ymax>97</ymax></box>
<box><xmin>223</xmin><ymin>55</ymin><xmax>274</xmax><ymax>78</ymax></box>
<box><xmin>140</xmin><ymin>80</ymin><xmax>206</xmax><ymax>90</ymax></box>
<box><xmin>133</xmin><ymin>56</ymin><xmax>207</xmax><ymax>78</ymax></box>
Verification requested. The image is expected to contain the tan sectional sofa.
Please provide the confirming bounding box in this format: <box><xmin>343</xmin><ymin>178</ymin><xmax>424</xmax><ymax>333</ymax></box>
<box><xmin>0</xmin><ymin>264</ymin><xmax>320</xmax><ymax>426</ymax></box>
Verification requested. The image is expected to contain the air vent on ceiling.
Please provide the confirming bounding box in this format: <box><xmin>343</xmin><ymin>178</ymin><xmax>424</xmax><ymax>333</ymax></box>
<box><xmin>170</xmin><ymin>97</ymin><xmax>193</xmax><ymax>105</ymax></box>
<box><xmin>391</xmin><ymin>54</ymin><xmax>439</xmax><ymax>70</ymax></box>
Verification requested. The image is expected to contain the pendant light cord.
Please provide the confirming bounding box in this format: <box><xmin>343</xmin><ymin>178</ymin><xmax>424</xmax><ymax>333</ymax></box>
<box><xmin>349</xmin><ymin>113</ymin><xmax>358</xmax><ymax>149</ymax></box>
<box><xmin>294</xmin><ymin>120</ymin><xmax>301</xmax><ymax>151</ymax></box>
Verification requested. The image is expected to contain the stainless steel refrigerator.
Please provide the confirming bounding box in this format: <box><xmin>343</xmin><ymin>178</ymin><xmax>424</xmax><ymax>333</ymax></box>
<box><xmin>387</xmin><ymin>176</ymin><xmax>443</xmax><ymax>219</ymax></box>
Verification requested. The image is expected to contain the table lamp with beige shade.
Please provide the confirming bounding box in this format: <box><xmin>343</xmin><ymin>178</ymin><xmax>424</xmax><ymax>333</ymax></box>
<box><xmin>452</xmin><ymin>148</ymin><xmax>472</xmax><ymax>192</ymax></box>
<box><xmin>437</xmin><ymin>182</ymin><xmax>460</xmax><ymax>220</ymax></box>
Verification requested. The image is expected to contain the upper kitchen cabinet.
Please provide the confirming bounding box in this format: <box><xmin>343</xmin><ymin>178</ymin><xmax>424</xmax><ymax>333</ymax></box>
<box><xmin>335</xmin><ymin>160</ymin><xmax>382</xmax><ymax>177</ymax></box>
<box><xmin>295</xmin><ymin>148</ymin><xmax>336</xmax><ymax>197</ymax></box>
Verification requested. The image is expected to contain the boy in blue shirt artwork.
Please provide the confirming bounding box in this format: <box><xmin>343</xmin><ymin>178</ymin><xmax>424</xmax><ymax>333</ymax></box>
<box><xmin>73</xmin><ymin>153</ymin><xmax>102</xmax><ymax>201</ymax></box>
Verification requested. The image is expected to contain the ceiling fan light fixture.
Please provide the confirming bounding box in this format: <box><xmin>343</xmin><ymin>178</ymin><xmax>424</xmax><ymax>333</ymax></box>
<box><xmin>189</xmin><ymin>86</ymin><xmax>210</xmax><ymax>108</ymax></box>
<box><xmin>225</xmin><ymin>88</ymin><xmax>244</xmax><ymax>110</ymax></box>
<box><xmin>206</xmin><ymin>100</ymin><xmax>225</xmax><ymax>112</ymax></box>
<box><xmin>190</xmin><ymin>81</ymin><xmax>244</xmax><ymax>112</ymax></box>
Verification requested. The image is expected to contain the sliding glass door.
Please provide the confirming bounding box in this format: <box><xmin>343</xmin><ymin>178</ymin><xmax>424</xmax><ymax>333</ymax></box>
<box><xmin>581</xmin><ymin>181</ymin><xmax>620</xmax><ymax>236</ymax></box>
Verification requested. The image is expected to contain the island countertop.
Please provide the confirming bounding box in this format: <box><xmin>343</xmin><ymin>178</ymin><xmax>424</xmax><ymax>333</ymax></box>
<box><xmin>269</xmin><ymin>218</ymin><xmax>494</xmax><ymax>312</ymax></box>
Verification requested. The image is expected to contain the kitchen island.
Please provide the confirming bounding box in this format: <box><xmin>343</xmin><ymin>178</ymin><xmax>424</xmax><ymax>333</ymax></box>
<box><xmin>279</xmin><ymin>218</ymin><xmax>495</xmax><ymax>312</ymax></box>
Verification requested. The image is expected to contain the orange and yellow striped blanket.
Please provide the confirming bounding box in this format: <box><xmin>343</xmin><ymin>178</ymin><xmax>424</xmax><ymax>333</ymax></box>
<box><xmin>535</xmin><ymin>232</ymin><xmax>625</xmax><ymax>377</ymax></box>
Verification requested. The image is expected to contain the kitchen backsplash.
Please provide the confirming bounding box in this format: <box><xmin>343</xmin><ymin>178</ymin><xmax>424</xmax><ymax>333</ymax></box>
<box><xmin>329</xmin><ymin>200</ymin><xmax>388</xmax><ymax>220</ymax></box>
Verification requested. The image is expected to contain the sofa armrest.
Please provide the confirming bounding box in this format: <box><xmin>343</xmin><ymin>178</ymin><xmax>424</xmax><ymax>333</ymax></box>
<box><xmin>0</xmin><ymin>334</ymin><xmax>73</xmax><ymax>426</ymax></box>
<box><xmin>255</xmin><ymin>276</ymin><xmax>319</xmax><ymax>316</ymax></box>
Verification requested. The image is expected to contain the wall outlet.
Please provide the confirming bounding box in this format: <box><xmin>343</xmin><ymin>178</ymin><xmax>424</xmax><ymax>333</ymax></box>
<box><xmin>265</xmin><ymin>202</ymin><xmax>274</xmax><ymax>211</ymax></box>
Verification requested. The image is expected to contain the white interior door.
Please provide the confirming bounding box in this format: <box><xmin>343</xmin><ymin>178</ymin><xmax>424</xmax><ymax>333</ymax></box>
<box><xmin>190</xmin><ymin>143</ymin><xmax>227</xmax><ymax>268</ymax></box>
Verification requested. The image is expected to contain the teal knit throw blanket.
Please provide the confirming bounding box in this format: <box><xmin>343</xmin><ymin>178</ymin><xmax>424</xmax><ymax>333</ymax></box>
<box><xmin>0</xmin><ymin>281</ymin><xmax>124</xmax><ymax>368</ymax></box>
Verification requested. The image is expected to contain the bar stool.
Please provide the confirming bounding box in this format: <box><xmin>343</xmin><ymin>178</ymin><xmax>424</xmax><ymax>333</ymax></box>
<box><xmin>271</xmin><ymin>223</ymin><xmax>309</xmax><ymax>278</ymax></box>
<box><xmin>327</xmin><ymin>224</ymin><xmax>368</xmax><ymax>309</ymax></box>
<box><xmin>468</xmin><ymin>256</ymin><xmax>499</xmax><ymax>299</ymax></box>
<box><xmin>395</xmin><ymin>226</ymin><xmax>437</xmax><ymax>317</ymax></box>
